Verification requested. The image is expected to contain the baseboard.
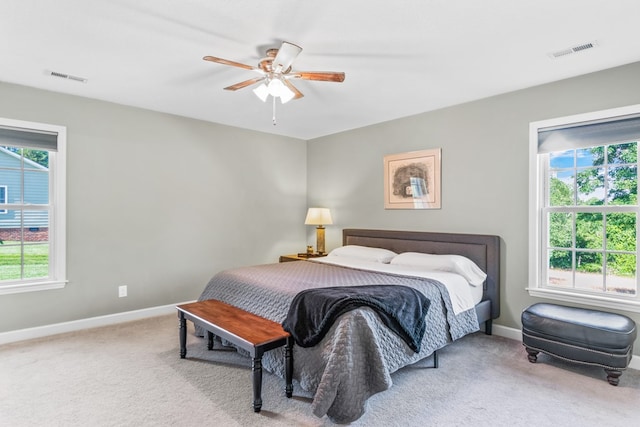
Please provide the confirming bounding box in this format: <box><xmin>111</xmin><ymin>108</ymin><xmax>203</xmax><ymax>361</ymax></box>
<box><xmin>2</xmin><ymin>309</ymin><xmax>639</xmax><ymax>371</ymax></box>
<box><xmin>0</xmin><ymin>301</ymin><xmax>195</xmax><ymax>346</ymax></box>
<box><xmin>492</xmin><ymin>323</ymin><xmax>523</xmax><ymax>341</ymax></box>
<box><xmin>492</xmin><ymin>323</ymin><xmax>640</xmax><ymax>371</ymax></box>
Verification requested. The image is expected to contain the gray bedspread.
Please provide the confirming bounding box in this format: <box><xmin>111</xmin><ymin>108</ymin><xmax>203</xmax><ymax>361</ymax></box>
<box><xmin>197</xmin><ymin>260</ymin><xmax>479</xmax><ymax>423</ymax></box>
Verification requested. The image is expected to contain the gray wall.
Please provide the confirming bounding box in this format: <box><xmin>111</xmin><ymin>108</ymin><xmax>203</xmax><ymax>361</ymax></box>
<box><xmin>307</xmin><ymin>61</ymin><xmax>640</xmax><ymax>355</ymax></box>
<box><xmin>0</xmin><ymin>82</ymin><xmax>307</xmax><ymax>332</ymax></box>
<box><xmin>2</xmin><ymin>62</ymin><xmax>640</xmax><ymax>356</ymax></box>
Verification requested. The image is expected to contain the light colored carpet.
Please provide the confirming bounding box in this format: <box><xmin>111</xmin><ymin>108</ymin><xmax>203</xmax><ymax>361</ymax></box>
<box><xmin>1</xmin><ymin>314</ymin><xmax>638</xmax><ymax>426</ymax></box>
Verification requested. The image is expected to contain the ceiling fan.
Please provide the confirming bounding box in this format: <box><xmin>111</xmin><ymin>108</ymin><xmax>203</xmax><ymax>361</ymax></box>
<box><xmin>203</xmin><ymin>41</ymin><xmax>345</xmax><ymax>105</ymax></box>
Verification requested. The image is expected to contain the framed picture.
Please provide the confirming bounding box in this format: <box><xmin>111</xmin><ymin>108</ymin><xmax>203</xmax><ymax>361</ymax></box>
<box><xmin>384</xmin><ymin>148</ymin><xmax>441</xmax><ymax>209</ymax></box>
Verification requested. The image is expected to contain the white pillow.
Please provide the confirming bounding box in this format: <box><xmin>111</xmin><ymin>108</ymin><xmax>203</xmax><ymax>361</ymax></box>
<box><xmin>327</xmin><ymin>245</ymin><xmax>398</xmax><ymax>264</ymax></box>
<box><xmin>390</xmin><ymin>252</ymin><xmax>487</xmax><ymax>286</ymax></box>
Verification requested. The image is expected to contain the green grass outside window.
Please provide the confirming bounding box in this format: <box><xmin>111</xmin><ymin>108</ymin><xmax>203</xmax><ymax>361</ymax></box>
<box><xmin>0</xmin><ymin>241</ymin><xmax>49</xmax><ymax>280</ymax></box>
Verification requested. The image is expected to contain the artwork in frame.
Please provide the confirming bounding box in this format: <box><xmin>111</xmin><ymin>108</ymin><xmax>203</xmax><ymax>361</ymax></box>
<box><xmin>384</xmin><ymin>148</ymin><xmax>441</xmax><ymax>209</ymax></box>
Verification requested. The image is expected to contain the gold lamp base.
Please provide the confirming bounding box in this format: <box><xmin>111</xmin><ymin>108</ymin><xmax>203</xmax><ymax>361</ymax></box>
<box><xmin>315</xmin><ymin>225</ymin><xmax>326</xmax><ymax>255</ymax></box>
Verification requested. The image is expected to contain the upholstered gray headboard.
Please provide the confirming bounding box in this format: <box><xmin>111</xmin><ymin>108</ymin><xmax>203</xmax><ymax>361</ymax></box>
<box><xmin>343</xmin><ymin>229</ymin><xmax>501</xmax><ymax>321</ymax></box>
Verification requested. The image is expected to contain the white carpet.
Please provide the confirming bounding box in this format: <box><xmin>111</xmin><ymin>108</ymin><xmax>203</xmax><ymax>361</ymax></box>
<box><xmin>1</xmin><ymin>314</ymin><xmax>638</xmax><ymax>426</ymax></box>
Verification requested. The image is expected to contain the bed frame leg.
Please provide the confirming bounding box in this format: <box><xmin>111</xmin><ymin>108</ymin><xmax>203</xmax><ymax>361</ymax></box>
<box><xmin>432</xmin><ymin>350</ymin><xmax>438</xmax><ymax>368</ymax></box>
<box><xmin>485</xmin><ymin>319</ymin><xmax>493</xmax><ymax>335</ymax></box>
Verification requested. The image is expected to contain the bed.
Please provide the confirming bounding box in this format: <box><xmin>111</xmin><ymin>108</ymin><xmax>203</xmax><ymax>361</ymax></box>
<box><xmin>196</xmin><ymin>228</ymin><xmax>500</xmax><ymax>423</ymax></box>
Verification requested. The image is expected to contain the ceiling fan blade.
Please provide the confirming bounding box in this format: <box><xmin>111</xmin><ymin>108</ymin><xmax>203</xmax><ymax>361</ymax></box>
<box><xmin>282</xmin><ymin>79</ymin><xmax>304</xmax><ymax>100</ymax></box>
<box><xmin>273</xmin><ymin>42</ymin><xmax>302</xmax><ymax>73</ymax></box>
<box><xmin>223</xmin><ymin>77</ymin><xmax>265</xmax><ymax>91</ymax></box>
<box><xmin>203</xmin><ymin>55</ymin><xmax>256</xmax><ymax>71</ymax></box>
<box><xmin>290</xmin><ymin>71</ymin><xmax>345</xmax><ymax>82</ymax></box>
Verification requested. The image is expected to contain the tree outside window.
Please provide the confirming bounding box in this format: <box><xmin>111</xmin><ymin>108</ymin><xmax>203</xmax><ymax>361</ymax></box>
<box><xmin>546</xmin><ymin>142</ymin><xmax>637</xmax><ymax>296</ymax></box>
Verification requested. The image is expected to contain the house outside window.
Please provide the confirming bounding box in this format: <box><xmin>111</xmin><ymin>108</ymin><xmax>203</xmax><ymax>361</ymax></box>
<box><xmin>0</xmin><ymin>118</ymin><xmax>66</xmax><ymax>295</ymax></box>
<box><xmin>0</xmin><ymin>185</ymin><xmax>6</xmax><ymax>214</ymax></box>
<box><xmin>529</xmin><ymin>105</ymin><xmax>640</xmax><ymax>313</ymax></box>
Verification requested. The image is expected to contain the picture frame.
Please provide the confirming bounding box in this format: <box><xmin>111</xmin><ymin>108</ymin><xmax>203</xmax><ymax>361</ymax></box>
<box><xmin>383</xmin><ymin>148</ymin><xmax>441</xmax><ymax>209</ymax></box>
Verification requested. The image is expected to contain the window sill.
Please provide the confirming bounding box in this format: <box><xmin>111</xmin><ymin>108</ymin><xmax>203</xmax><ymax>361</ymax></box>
<box><xmin>0</xmin><ymin>280</ymin><xmax>67</xmax><ymax>295</ymax></box>
<box><xmin>527</xmin><ymin>287</ymin><xmax>640</xmax><ymax>314</ymax></box>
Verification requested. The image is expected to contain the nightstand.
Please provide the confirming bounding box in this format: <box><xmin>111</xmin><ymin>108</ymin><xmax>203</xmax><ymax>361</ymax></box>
<box><xmin>279</xmin><ymin>254</ymin><xmax>327</xmax><ymax>263</ymax></box>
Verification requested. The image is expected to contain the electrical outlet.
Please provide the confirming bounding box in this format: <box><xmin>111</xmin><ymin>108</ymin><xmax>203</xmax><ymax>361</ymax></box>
<box><xmin>118</xmin><ymin>285</ymin><xmax>127</xmax><ymax>298</ymax></box>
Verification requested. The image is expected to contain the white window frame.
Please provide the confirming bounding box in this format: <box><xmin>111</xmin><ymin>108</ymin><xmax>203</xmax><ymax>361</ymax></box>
<box><xmin>0</xmin><ymin>118</ymin><xmax>67</xmax><ymax>295</ymax></box>
<box><xmin>529</xmin><ymin>104</ymin><xmax>640</xmax><ymax>313</ymax></box>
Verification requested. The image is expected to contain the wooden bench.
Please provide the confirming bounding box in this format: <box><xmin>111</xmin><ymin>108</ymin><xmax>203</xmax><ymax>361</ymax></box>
<box><xmin>177</xmin><ymin>299</ymin><xmax>293</xmax><ymax>412</ymax></box>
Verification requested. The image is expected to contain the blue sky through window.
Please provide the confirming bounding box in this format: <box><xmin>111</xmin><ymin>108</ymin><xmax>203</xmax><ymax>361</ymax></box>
<box><xmin>550</xmin><ymin>149</ymin><xmax>597</xmax><ymax>169</ymax></box>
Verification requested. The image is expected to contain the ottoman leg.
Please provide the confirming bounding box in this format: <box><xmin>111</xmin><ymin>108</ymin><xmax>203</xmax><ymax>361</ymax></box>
<box><xmin>604</xmin><ymin>368</ymin><xmax>622</xmax><ymax>386</ymax></box>
<box><xmin>525</xmin><ymin>347</ymin><xmax>539</xmax><ymax>363</ymax></box>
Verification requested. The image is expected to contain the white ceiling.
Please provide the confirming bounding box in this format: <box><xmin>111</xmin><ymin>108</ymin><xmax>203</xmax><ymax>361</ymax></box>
<box><xmin>3</xmin><ymin>0</ymin><xmax>640</xmax><ymax>140</ymax></box>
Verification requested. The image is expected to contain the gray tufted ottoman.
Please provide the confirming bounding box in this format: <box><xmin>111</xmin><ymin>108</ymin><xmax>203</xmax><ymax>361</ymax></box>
<box><xmin>522</xmin><ymin>303</ymin><xmax>637</xmax><ymax>385</ymax></box>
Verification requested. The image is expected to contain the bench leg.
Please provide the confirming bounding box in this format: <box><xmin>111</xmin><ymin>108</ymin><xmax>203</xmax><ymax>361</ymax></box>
<box><xmin>207</xmin><ymin>331</ymin><xmax>214</xmax><ymax>350</ymax></box>
<box><xmin>178</xmin><ymin>312</ymin><xmax>187</xmax><ymax>359</ymax></box>
<box><xmin>252</xmin><ymin>355</ymin><xmax>263</xmax><ymax>412</ymax></box>
<box><xmin>285</xmin><ymin>337</ymin><xmax>293</xmax><ymax>398</ymax></box>
<box><xmin>604</xmin><ymin>368</ymin><xmax>622</xmax><ymax>386</ymax></box>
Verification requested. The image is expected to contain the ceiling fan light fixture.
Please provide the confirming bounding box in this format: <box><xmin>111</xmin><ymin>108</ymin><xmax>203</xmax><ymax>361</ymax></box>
<box><xmin>260</xmin><ymin>77</ymin><xmax>295</xmax><ymax>103</ymax></box>
<box><xmin>267</xmin><ymin>78</ymin><xmax>286</xmax><ymax>96</ymax></box>
<box><xmin>279</xmin><ymin>87</ymin><xmax>295</xmax><ymax>104</ymax></box>
<box><xmin>252</xmin><ymin>83</ymin><xmax>269</xmax><ymax>102</ymax></box>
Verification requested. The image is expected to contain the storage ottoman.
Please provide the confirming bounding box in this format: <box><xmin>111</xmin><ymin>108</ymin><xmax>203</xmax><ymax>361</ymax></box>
<box><xmin>521</xmin><ymin>303</ymin><xmax>637</xmax><ymax>385</ymax></box>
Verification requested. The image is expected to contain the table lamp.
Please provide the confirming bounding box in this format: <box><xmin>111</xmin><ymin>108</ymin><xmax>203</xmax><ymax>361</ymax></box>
<box><xmin>304</xmin><ymin>208</ymin><xmax>333</xmax><ymax>255</ymax></box>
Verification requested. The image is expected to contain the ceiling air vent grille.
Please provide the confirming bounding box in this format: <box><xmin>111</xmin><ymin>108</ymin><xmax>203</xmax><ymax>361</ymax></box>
<box><xmin>548</xmin><ymin>41</ymin><xmax>598</xmax><ymax>59</ymax></box>
<box><xmin>46</xmin><ymin>70</ymin><xmax>88</xmax><ymax>83</ymax></box>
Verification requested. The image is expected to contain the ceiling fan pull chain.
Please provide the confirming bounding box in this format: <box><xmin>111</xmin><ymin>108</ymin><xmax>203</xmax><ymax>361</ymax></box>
<box><xmin>272</xmin><ymin>95</ymin><xmax>277</xmax><ymax>126</ymax></box>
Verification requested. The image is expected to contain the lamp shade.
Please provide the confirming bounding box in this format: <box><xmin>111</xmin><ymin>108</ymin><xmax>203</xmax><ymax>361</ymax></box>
<box><xmin>252</xmin><ymin>83</ymin><xmax>269</xmax><ymax>102</ymax></box>
<box><xmin>304</xmin><ymin>208</ymin><xmax>333</xmax><ymax>225</ymax></box>
<box><xmin>279</xmin><ymin>86</ymin><xmax>295</xmax><ymax>104</ymax></box>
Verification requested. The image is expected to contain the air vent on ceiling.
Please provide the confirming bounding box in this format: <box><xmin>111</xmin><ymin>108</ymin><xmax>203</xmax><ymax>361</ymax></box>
<box><xmin>46</xmin><ymin>70</ymin><xmax>88</xmax><ymax>83</ymax></box>
<box><xmin>548</xmin><ymin>41</ymin><xmax>599</xmax><ymax>59</ymax></box>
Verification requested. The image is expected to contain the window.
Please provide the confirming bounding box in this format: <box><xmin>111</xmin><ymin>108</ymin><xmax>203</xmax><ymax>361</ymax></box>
<box><xmin>0</xmin><ymin>186</ymin><xmax>6</xmax><ymax>214</ymax></box>
<box><xmin>0</xmin><ymin>118</ymin><xmax>66</xmax><ymax>295</ymax></box>
<box><xmin>529</xmin><ymin>105</ymin><xmax>640</xmax><ymax>312</ymax></box>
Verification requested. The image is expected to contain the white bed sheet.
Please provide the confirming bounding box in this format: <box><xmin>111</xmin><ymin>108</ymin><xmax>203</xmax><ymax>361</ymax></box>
<box><xmin>310</xmin><ymin>256</ymin><xmax>482</xmax><ymax>315</ymax></box>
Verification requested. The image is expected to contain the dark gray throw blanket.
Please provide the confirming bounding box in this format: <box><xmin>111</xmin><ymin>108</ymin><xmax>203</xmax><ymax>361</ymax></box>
<box><xmin>282</xmin><ymin>285</ymin><xmax>431</xmax><ymax>353</ymax></box>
